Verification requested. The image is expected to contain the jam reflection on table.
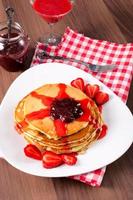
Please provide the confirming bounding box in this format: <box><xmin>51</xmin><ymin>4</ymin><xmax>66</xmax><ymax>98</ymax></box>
<box><xmin>0</xmin><ymin>23</ymin><xmax>30</xmax><ymax>72</ymax></box>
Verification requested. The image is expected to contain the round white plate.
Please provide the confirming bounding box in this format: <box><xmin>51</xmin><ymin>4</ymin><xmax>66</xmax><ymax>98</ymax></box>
<box><xmin>0</xmin><ymin>63</ymin><xmax>133</xmax><ymax>177</ymax></box>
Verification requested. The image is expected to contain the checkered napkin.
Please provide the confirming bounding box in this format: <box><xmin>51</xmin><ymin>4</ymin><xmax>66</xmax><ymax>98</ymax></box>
<box><xmin>31</xmin><ymin>27</ymin><xmax>133</xmax><ymax>186</ymax></box>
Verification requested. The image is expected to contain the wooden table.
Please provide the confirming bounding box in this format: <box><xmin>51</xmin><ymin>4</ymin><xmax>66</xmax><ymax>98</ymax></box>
<box><xmin>0</xmin><ymin>1</ymin><xmax>133</xmax><ymax>199</ymax></box>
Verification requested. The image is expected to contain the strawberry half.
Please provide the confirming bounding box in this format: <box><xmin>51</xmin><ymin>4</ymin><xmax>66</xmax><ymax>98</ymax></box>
<box><xmin>71</xmin><ymin>78</ymin><xmax>85</xmax><ymax>91</ymax></box>
<box><xmin>98</xmin><ymin>124</ymin><xmax>108</xmax><ymax>139</ymax></box>
<box><xmin>42</xmin><ymin>151</ymin><xmax>63</xmax><ymax>168</ymax></box>
<box><xmin>24</xmin><ymin>144</ymin><xmax>42</xmax><ymax>160</ymax></box>
<box><xmin>94</xmin><ymin>91</ymin><xmax>109</xmax><ymax>105</ymax></box>
<box><xmin>61</xmin><ymin>154</ymin><xmax>77</xmax><ymax>166</ymax></box>
<box><xmin>85</xmin><ymin>84</ymin><xmax>100</xmax><ymax>99</ymax></box>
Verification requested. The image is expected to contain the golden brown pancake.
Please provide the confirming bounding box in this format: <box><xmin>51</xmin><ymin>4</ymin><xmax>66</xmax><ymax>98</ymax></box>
<box><xmin>14</xmin><ymin>82</ymin><xmax>104</xmax><ymax>154</ymax></box>
<box><xmin>18</xmin><ymin>84</ymin><xmax>93</xmax><ymax>139</ymax></box>
<box><xmin>14</xmin><ymin>83</ymin><xmax>103</xmax><ymax>154</ymax></box>
<box><xmin>23</xmin><ymin>129</ymin><xmax>100</xmax><ymax>154</ymax></box>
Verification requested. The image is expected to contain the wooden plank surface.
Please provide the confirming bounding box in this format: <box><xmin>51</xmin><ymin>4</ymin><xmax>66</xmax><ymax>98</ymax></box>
<box><xmin>0</xmin><ymin>0</ymin><xmax>133</xmax><ymax>200</ymax></box>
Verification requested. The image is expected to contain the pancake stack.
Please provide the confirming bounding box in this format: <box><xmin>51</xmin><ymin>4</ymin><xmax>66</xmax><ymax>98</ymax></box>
<box><xmin>14</xmin><ymin>83</ymin><xmax>103</xmax><ymax>154</ymax></box>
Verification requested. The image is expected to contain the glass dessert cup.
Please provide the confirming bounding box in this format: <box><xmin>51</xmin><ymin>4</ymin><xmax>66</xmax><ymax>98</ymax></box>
<box><xmin>30</xmin><ymin>0</ymin><xmax>74</xmax><ymax>45</ymax></box>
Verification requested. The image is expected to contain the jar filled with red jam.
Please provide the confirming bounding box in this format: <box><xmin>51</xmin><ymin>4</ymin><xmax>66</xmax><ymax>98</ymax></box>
<box><xmin>0</xmin><ymin>22</ymin><xmax>30</xmax><ymax>72</ymax></box>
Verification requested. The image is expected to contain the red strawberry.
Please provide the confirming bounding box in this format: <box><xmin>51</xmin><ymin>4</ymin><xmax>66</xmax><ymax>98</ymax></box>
<box><xmin>24</xmin><ymin>144</ymin><xmax>42</xmax><ymax>160</ymax></box>
<box><xmin>98</xmin><ymin>124</ymin><xmax>108</xmax><ymax>139</ymax></box>
<box><xmin>95</xmin><ymin>91</ymin><xmax>109</xmax><ymax>105</ymax></box>
<box><xmin>71</xmin><ymin>78</ymin><xmax>85</xmax><ymax>91</ymax></box>
<box><xmin>42</xmin><ymin>151</ymin><xmax>63</xmax><ymax>168</ymax></box>
<box><xmin>61</xmin><ymin>154</ymin><xmax>77</xmax><ymax>166</ymax></box>
<box><xmin>85</xmin><ymin>84</ymin><xmax>100</xmax><ymax>99</ymax></box>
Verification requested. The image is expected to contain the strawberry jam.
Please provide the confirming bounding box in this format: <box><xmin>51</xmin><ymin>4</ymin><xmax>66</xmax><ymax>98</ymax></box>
<box><xmin>0</xmin><ymin>22</ymin><xmax>29</xmax><ymax>72</ymax></box>
<box><xmin>50</xmin><ymin>98</ymin><xmax>83</xmax><ymax>123</ymax></box>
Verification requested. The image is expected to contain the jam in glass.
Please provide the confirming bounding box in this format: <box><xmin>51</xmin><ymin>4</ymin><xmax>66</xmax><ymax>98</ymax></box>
<box><xmin>0</xmin><ymin>22</ymin><xmax>30</xmax><ymax>72</ymax></box>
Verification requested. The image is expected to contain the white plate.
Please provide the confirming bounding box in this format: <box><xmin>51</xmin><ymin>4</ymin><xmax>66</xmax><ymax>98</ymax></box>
<box><xmin>0</xmin><ymin>63</ymin><xmax>133</xmax><ymax>177</ymax></box>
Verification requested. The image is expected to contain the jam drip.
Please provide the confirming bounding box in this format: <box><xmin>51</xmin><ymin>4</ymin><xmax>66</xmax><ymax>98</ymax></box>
<box><xmin>50</xmin><ymin>98</ymin><xmax>83</xmax><ymax>123</ymax></box>
<box><xmin>26</xmin><ymin>109</ymin><xmax>50</xmax><ymax>120</ymax></box>
<box><xmin>31</xmin><ymin>92</ymin><xmax>53</xmax><ymax>106</ymax></box>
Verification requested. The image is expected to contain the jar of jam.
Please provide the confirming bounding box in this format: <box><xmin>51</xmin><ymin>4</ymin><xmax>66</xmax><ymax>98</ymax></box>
<box><xmin>0</xmin><ymin>21</ymin><xmax>30</xmax><ymax>72</ymax></box>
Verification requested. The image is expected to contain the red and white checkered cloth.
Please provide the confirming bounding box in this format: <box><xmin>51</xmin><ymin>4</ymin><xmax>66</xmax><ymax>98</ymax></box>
<box><xmin>31</xmin><ymin>27</ymin><xmax>133</xmax><ymax>186</ymax></box>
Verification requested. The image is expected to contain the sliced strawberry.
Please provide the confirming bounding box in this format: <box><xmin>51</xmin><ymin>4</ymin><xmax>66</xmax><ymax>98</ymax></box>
<box><xmin>85</xmin><ymin>84</ymin><xmax>100</xmax><ymax>99</ymax></box>
<box><xmin>71</xmin><ymin>78</ymin><xmax>85</xmax><ymax>91</ymax></box>
<box><xmin>95</xmin><ymin>91</ymin><xmax>109</xmax><ymax>105</ymax></box>
<box><xmin>98</xmin><ymin>124</ymin><xmax>108</xmax><ymax>139</ymax></box>
<box><xmin>24</xmin><ymin>144</ymin><xmax>42</xmax><ymax>160</ymax></box>
<box><xmin>61</xmin><ymin>154</ymin><xmax>77</xmax><ymax>166</ymax></box>
<box><xmin>42</xmin><ymin>151</ymin><xmax>63</xmax><ymax>168</ymax></box>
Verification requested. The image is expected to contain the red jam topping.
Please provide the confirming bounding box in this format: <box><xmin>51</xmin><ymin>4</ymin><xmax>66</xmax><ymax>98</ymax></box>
<box><xmin>56</xmin><ymin>83</ymin><xmax>69</xmax><ymax>99</ymax></box>
<box><xmin>98</xmin><ymin>124</ymin><xmax>108</xmax><ymax>139</ymax></box>
<box><xmin>26</xmin><ymin>108</ymin><xmax>50</xmax><ymax>120</ymax></box>
<box><xmin>31</xmin><ymin>92</ymin><xmax>53</xmax><ymax>106</ymax></box>
<box><xmin>50</xmin><ymin>98</ymin><xmax>83</xmax><ymax>123</ymax></box>
<box><xmin>54</xmin><ymin>119</ymin><xmax>67</xmax><ymax>137</ymax></box>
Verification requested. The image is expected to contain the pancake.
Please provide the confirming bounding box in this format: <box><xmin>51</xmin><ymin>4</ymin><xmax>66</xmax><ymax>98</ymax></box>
<box><xmin>17</xmin><ymin>83</ymin><xmax>94</xmax><ymax>139</ymax></box>
<box><xmin>24</xmin><ymin>129</ymin><xmax>100</xmax><ymax>154</ymax></box>
<box><xmin>16</xmin><ymin>101</ymin><xmax>103</xmax><ymax>146</ymax></box>
<box><xmin>14</xmin><ymin>82</ymin><xmax>104</xmax><ymax>154</ymax></box>
<box><xmin>15</xmin><ymin>120</ymin><xmax>102</xmax><ymax>154</ymax></box>
<box><xmin>22</xmin><ymin>124</ymin><xmax>100</xmax><ymax>147</ymax></box>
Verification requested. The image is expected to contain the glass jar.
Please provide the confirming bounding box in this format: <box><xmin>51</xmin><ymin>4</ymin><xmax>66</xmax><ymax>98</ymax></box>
<box><xmin>0</xmin><ymin>22</ymin><xmax>30</xmax><ymax>72</ymax></box>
